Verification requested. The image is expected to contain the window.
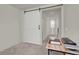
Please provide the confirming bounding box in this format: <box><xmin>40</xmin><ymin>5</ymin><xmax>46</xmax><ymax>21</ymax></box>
<box><xmin>50</xmin><ymin>20</ymin><xmax>55</xmax><ymax>29</ymax></box>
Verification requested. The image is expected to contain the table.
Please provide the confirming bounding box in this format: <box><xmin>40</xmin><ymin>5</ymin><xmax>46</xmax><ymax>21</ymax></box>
<box><xmin>46</xmin><ymin>40</ymin><xmax>79</xmax><ymax>55</ymax></box>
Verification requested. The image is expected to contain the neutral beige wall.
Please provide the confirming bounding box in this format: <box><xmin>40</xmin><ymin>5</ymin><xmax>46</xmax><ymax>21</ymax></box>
<box><xmin>0</xmin><ymin>5</ymin><xmax>23</xmax><ymax>51</ymax></box>
<box><xmin>63</xmin><ymin>4</ymin><xmax>79</xmax><ymax>45</ymax></box>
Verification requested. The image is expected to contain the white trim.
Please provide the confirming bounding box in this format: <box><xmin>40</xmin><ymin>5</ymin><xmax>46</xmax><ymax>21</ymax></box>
<box><xmin>39</xmin><ymin>10</ymin><xmax>43</xmax><ymax>45</ymax></box>
<box><xmin>61</xmin><ymin>5</ymin><xmax>64</xmax><ymax>37</ymax></box>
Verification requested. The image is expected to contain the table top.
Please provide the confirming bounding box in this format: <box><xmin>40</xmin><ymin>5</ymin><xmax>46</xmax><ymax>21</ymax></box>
<box><xmin>46</xmin><ymin>43</ymin><xmax>67</xmax><ymax>52</ymax></box>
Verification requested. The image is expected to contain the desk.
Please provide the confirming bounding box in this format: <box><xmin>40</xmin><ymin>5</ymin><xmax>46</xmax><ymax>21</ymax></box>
<box><xmin>46</xmin><ymin>43</ymin><xmax>67</xmax><ymax>55</ymax></box>
<box><xmin>46</xmin><ymin>41</ymin><xmax>79</xmax><ymax>55</ymax></box>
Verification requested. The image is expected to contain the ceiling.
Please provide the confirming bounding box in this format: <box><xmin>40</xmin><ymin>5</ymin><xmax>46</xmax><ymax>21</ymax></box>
<box><xmin>11</xmin><ymin>4</ymin><xmax>48</xmax><ymax>10</ymax></box>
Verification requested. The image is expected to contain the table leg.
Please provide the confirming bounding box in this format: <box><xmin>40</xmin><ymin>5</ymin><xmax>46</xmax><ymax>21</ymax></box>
<box><xmin>63</xmin><ymin>52</ymin><xmax>66</xmax><ymax>55</ymax></box>
<box><xmin>48</xmin><ymin>49</ymin><xmax>51</xmax><ymax>55</ymax></box>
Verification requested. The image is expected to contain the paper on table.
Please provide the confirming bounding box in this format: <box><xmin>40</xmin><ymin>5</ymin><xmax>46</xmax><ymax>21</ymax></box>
<box><xmin>51</xmin><ymin>41</ymin><xmax>60</xmax><ymax>45</ymax></box>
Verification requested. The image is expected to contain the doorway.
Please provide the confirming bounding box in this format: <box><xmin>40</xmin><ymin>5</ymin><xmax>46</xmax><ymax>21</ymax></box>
<box><xmin>23</xmin><ymin>5</ymin><xmax>63</xmax><ymax>45</ymax></box>
<box><xmin>42</xmin><ymin>7</ymin><xmax>62</xmax><ymax>42</ymax></box>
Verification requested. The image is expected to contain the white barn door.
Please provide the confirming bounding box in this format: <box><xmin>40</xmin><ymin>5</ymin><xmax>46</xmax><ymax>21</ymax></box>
<box><xmin>23</xmin><ymin>10</ymin><xmax>42</xmax><ymax>45</ymax></box>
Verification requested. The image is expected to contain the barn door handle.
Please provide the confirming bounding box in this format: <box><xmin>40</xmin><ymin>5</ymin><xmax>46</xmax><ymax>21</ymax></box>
<box><xmin>57</xmin><ymin>28</ymin><xmax>59</xmax><ymax>38</ymax></box>
<box><xmin>38</xmin><ymin>25</ymin><xmax>40</xmax><ymax>30</ymax></box>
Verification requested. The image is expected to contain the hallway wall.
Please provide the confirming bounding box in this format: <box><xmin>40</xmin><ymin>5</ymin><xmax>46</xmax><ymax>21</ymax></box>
<box><xmin>0</xmin><ymin>5</ymin><xmax>24</xmax><ymax>51</ymax></box>
<box><xmin>42</xmin><ymin>8</ymin><xmax>61</xmax><ymax>40</ymax></box>
<box><xmin>63</xmin><ymin>4</ymin><xmax>79</xmax><ymax>45</ymax></box>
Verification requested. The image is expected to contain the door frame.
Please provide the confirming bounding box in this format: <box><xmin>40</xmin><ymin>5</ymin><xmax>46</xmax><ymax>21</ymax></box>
<box><xmin>41</xmin><ymin>5</ymin><xmax>64</xmax><ymax>43</ymax></box>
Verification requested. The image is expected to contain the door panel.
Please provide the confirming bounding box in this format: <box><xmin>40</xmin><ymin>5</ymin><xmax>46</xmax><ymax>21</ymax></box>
<box><xmin>23</xmin><ymin>10</ymin><xmax>42</xmax><ymax>45</ymax></box>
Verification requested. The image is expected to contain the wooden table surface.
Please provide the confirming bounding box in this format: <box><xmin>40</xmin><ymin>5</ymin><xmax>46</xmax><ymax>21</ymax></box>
<box><xmin>46</xmin><ymin>43</ymin><xmax>79</xmax><ymax>55</ymax></box>
<box><xmin>46</xmin><ymin>43</ymin><xmax>67</xmax><ymax>52</ymax></box>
